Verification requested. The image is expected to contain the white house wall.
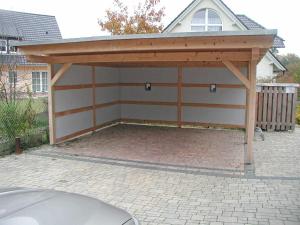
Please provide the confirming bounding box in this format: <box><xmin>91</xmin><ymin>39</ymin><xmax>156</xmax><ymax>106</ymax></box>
<box><xmin>257</xmin><ymin>56</ymin><xmax>274</xmax><ymax>80</ymax></box>
<box><xmin>170</xmin><ymin>0</ymin><xmax>241</xmax><ymax>33</ymax></box>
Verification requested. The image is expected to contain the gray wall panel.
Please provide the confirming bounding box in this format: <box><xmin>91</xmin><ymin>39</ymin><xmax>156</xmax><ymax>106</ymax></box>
<box><xmin>96</xmin><ymin>87</ymin><xmax>120</xmax><ymax>104</ymax></box>
<box><xmin>55</xmin><ymin>89</ymin><xmax>93</xmax><ymax>112</ymax></box>
<box><xmin>183</xmin><ymin>67</ymin><xmax>247</xmax><ymax>84</ymax></box>
<box><xmin>96</xmin><ymin>105</ymin><xmax>120</xmax><ymax>125</ymax></box>
<box><xmin>121</xmin><ymin>104</ymin><xmax>177</xmax><ymax>121</ymax></box>
<box><xmin>183</xmin><ymin>87</ymin><xmax>246</xmax><ymax>105</ymax></box>
<box><xmin>56</xmin><ymin>65</ymin><xmax>92</xmax><ymax>85</ymax></box>
<box><xmin>120</xmin><ymin>86</ymin><xmax>177</xmax><ymax>102</ymax></box>
<box><xmin>183</xmin><ymin>107</ymin><xmax>245</xmax><ymax>125</ymax></box>
<box><xmin>119</xmin><ymin>67</ymin><xmax>177</xmax><ymax>83</ymax></box>
<box><xmin>95</xmin><ymin>67</ymin><xmax>119</xmax><ymax>83</ymax></box>
<box><xmin>56</xmin><ymin>111</ymin><xmax>93</xmax><ymax>139</ymax></box>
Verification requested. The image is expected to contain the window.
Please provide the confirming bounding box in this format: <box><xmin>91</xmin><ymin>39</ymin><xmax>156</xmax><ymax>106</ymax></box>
<box><xmin>32</xmin><ymin>72</ymin><xmax>48</xmax><ymax>93</ymax></box>
<box><xmin>0</xmin><ymin>40</ymin><xmax>7</xmax><ymax>53</ymax></box>
<box><xmin>8</xmin><ymin>71</ymin><xmax>17</xmax><ymax>85</ymax></box>
<box><xmin>191</xmin><ymin>8</ymin><xmax>222</xmax><ymax>32</ymax></box>
<box><xmin>8</xmin><ymin>40</ymin><xmax>17</xmax><ymax>53</ymax></box>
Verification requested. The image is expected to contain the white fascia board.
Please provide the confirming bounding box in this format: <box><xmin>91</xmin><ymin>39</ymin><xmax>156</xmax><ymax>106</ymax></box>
<box><xmin>266</xmin><ymin>51</ymin><xmax>286</xmax><ymax>71</ymax></box>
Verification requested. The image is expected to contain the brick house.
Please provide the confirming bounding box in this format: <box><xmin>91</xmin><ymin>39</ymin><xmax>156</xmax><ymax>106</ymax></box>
<box><xmin>0</xmin><ymin>9</ymin><xmax>61</xmax><ymax>97</ymax></box>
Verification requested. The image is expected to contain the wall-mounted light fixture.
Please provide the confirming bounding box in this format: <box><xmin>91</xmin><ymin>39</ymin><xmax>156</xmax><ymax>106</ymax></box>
<box><xmin>210</xmin><ymin>84</ymin><xmax>217</xmax><ymax>93</ymax></box>
<box><xmin>145</xmin><ymin>82</ymin><xmax>151</xmax><ymax>91</ymax></box>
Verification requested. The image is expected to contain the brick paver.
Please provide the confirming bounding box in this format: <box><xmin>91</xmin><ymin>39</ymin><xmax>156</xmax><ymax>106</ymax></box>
<box><xmin>55</xmin><ymin>124</ymin><xmax>245</xmax><ymax>171</ymax></box>
<box><xmin>254</xmin><ymin>128</ymin><xmax>300</xmax><ymax>177</ymax></box>
<box><xmin>0</xmin><ymin>127</ymin><xmax>300</xmax><ymax>225</ymax></box>
<box><xmin>0</xmin><ymin>153</ymin><xmax>300</xmax><ymax>225</ymax></box>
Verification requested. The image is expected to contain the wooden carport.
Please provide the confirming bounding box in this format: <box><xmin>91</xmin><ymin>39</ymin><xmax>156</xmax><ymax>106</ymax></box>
<box><xmin>15</xmin><ymin>30</ymin><xmax>276</xmax><ymax>164</ymax></box>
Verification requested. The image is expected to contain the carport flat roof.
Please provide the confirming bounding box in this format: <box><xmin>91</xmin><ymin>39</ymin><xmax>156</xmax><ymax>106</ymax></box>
<box><xmin>16</xmin><ymin>30</ymin><xmax>277</xmax><ymax>67</ymax></box>
<box><xmin>14</xmin><ymin>29</ymin><xmax>277</xmax><ymax>46</ymax></box>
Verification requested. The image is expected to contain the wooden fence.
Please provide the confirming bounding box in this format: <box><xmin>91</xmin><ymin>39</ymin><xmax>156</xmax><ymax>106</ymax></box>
<box><xmin>256</xmin><ymin>83</ymin><xmax>299</xmax><ymax>131</ymax></box>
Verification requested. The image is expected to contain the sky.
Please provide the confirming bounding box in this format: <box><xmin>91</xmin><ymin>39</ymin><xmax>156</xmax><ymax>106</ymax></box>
<box><xmin>1</xmin><ymin>0</ymin><xmax>299</xmax><ymax>55</ymax></box>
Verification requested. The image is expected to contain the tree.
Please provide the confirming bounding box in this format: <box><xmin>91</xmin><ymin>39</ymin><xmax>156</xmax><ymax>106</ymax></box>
<box><xmin>277</xmin><ymin>53</ymin><xmax>300</xmax><ymax>83</ymax></box>
<box><xmin>99</xmin><ymin>0</ymin><xmax>165</xmax><ymax>35</ymax></box>
<box><xmin>0</xmin><ymin>32</ymin><xmax>37</xmax><ymax>142</ymax></box>
<box><xmin>278</xmin><ymin>53</ymin><xmax>300</xmax><ymax>67</ymax></box>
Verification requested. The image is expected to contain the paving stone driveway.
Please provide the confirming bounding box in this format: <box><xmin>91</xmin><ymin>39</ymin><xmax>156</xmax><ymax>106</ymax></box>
<box><xmin>0</xmin><ymin>128</ymin><xmax>300</xmax><ymax>225</ymax></box>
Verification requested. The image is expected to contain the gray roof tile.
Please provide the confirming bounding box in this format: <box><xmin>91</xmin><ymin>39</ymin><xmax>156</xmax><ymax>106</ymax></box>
<box><xmin>236</xmin><ymin>15</ymin><xmax>285</xmax><ymax>48</ymax></box>
<box><xmin>0</xmin><ymin>9</ymin><xmax>62</xmax><ymax>41</ymax></box>
<box><xmin>0</xmin><ymin>54</ymin><xmax>46</xmax><ymax>66</ymax></box>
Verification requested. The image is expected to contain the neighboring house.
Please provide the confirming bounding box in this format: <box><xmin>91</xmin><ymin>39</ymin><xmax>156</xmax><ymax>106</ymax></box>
<box><xmin>0</xmin><ymin>9</ymin><xmax>61</xmax><ymax>97</ymax></box>
<box><xmin>163</xmin><ymin>0</ymin><xmax>286</xmax><ymax>81</ymax></box>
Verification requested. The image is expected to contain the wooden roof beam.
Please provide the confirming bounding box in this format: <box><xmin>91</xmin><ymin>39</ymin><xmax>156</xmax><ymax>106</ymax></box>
<box><xmin>28</xmin><ymin>51</ymin><xmax>253</xmax><ymax>64</ymax></box>
<box><xmin>19</xmin><ymin>35</ymin><xmax>274</xmax><ymax>56</ymax></box>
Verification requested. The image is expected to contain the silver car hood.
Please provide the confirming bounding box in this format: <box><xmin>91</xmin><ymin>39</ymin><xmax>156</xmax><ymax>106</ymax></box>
<box><xmin>0</xmin><ymin>188</ymin><xmax>132</xmax><ymax>225</ymax></box>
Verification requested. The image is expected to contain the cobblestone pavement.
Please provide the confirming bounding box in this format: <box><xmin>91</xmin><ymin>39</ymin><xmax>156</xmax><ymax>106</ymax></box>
<box><xmin>0</xmin><ymin>154</ymin><xmax>300</xmax><ymax>225</ymax></box>
<box><xmin>254</xmin><ymin>127</ymin><xmax>300</xmax><ymax>178</ymax></box>
<box><xmin>0</xmin><ymin>128</ymin><xmax>299</xmax><ymax>225</ymax></box>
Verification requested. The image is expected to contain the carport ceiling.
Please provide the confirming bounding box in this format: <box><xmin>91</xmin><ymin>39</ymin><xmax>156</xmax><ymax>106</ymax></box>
<box><xmin>16</xmin><ymin>30</ymin><xmax>276</xmax><ymax>67</ymax></box>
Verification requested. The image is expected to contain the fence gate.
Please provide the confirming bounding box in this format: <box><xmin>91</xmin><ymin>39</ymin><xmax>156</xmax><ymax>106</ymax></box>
<box><xmin>256</xmin><ymin>84</ymin><xmax>299</xmax><ymax>131</ymax></box>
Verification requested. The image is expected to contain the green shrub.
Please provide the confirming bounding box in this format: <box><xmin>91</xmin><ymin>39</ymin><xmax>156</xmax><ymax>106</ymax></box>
<box><xmin>296</xmin><ymin>105</ymin><xmax>300</xmax><ymax>125</ymax></box>
<box><xmin>0</xmin><ymin>97</ymin><xmax>37</xmax><ymax>141</ymax></box>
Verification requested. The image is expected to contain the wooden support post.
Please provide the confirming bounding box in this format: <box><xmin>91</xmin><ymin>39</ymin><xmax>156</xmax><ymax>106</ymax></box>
<box><xmin>48</xmin><ymin>64</ymin><xmax>56</xmax><ymax>144</ymax></box>
<box><xmin>177</xmin><ymin>67</ymin><xmax>183</xmax><ymax>128</ymax></box>
<box><xmin>92</xmin><ymin>66</ymin><xmax>96</xmax><ymax>130</ymax></box>
<box><xmin>245</xmin><ymin>57</ymin><xmax>258</xmax><ymax>164</ymax></box>
<box><xmin>245</xmin><ymin>63</ymin><xmax>250</xmax><ymax>143</ymax></box>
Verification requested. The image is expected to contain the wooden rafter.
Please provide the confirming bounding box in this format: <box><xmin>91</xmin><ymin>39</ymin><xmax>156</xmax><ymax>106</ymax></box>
<box><xmin>51</xmin><ymin>63</ymin><xmax>72</xmax><ymax>86</ymax></box>
<box><xmin>222</xmin><ymin>60</ymin><xmax>250</xmax><ymax>89</ymax></box>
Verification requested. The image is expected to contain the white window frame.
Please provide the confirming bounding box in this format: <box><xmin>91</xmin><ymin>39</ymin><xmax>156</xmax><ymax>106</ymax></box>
<box><xmin>8</xmin><ymin>40</ymin><xmax>17</xmax><ymax>54</ymax></box>
<box><xmin>32</xmin><ymin>71</ymin><xmax>48</xmax><ymax>93</ymax></box>
<box><xmin>0</xmin><ymin>39</ymin><xmax>7</xmax><ymax>53</ymax></box>
<box><xmin>191</xmin><ymin>8</ymin><xmax>223</xmax><ymax>32</ymax></box>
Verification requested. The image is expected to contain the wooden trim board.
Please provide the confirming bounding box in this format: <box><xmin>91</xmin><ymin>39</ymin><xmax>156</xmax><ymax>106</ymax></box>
<box><xmin>182</xmin><ymin>103</ymin><xmax>246</xmax><ymax>109</ymax></box>
<box><xmin>55</xmin><ymin>119</ymin><xmax>245</xmax><ymax>143</ymax></box>
<box><xmin>54</xmin><ymin>83</ymin><xmax>246</xmax><ymax>90</ymax></box>
<box><xmin>54</xmin><ymin>100</ymin><xmax>246</xmax><ymax>119</ymax></box>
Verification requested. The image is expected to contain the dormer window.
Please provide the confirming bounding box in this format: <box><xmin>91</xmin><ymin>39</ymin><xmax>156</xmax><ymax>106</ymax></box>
<box><xmin>191</xmin><ymin>8</ymin><xmax>222</xmax><ymax>32</ymax></box>
<box><xmin>0</xmin><ymin>40</ymin><xmax>7</xmax><ymax>53</ymax></box>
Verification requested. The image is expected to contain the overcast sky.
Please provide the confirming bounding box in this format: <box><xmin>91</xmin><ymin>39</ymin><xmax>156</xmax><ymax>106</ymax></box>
<box><xmin>2</xmin><ymin>0</ymin><xmax>299</xmax><ymax>55</ymax></box>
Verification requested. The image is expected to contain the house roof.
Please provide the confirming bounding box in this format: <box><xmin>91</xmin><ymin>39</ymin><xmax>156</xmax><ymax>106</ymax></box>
<box><xmin>0</xmin><ymin>54</ymin><xmax>46</xmax><ymax>66</ymax></box>
<box><xmin>163</xmin><ymin>0</ymin><xmax>285</xmax><ymax>49</ymax></box>
<box><xmin>0</xmin><ymin>9</ymin><xmax>62</xmax><ymax>41</ymax></box>
<box><xmin>0</xmin><ymin>22</ymin><xmax>21</xmax><ymax>38</ymax></box>
<box><xmin>236</xmin><ymin>15</ymin><xmax>285</xmax><ymax>48</ymax></box>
